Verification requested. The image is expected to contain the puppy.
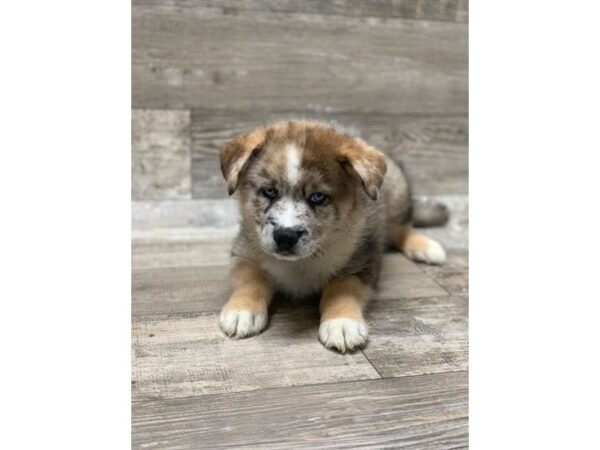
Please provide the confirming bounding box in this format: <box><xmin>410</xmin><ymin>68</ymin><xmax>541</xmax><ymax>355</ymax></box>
<box><xmin>218</xmin><ymin>120</ymin><xmax>447</xmax><ymax>352</ymax></box>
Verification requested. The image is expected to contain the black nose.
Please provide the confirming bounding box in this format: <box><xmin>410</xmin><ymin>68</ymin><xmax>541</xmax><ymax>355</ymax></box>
<box><xmin>273</xmin><ymin>227</ymin><xmax>305</xmax><ymax>252</ymax></box>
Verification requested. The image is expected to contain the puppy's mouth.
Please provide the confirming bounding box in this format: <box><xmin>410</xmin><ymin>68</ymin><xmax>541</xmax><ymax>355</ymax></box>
<box><xmin>268</xmin><ymin>244</ymin><xmax>318</xmax><ymax>261</ymax></box>
<box><xmin>270</xmin><ymin>249</ymin><xmax>306</xmax><ymax>261</ymax></box>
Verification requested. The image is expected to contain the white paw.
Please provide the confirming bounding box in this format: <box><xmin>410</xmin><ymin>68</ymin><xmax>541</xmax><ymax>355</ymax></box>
<box><xmin>319</xmin><ymin>318</ymin><xmax>368</xmax><ymax>353</ymax></box>
<box><xmin>219</xmin><ymin>309</ymin><xmax>268</xmax><ymax>338</ymax></box>
<box><xmin>405</xmin><ymin>239</ymin><xmax>446</xmax><ymax>265</ymax></box>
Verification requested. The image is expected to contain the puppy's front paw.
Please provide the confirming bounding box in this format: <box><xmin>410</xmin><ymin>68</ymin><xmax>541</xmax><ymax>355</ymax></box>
<box><xmin>319</xmin><ymin>318</ymin><xmax>368</xmax><ymax>353</ymax></box>
<box><xmin>219</xmin><ymin>308</ymin><xmax>268</xmax><ymax>338</ymax></box>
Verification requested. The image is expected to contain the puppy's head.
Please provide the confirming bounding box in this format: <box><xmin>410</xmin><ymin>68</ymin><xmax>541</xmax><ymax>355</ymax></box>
<box><xmin>221</xmin><ymin>121</ymin><xmax>386</xmax><ymax>260</ymax></box>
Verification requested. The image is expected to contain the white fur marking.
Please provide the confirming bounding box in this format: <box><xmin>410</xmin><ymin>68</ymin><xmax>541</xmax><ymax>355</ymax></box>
<box><xmin>319</xmin><ymin>318</ymin><xmax>368</xmax><ymax>353</ymax></box>
<box><xmin>277</xmin><ymin>199</ymin><xmax>302</xmax><ymax>228</ymax></box>
<box><xmin>286</xmin><ymin>144</ymin><xmax>301</xmax><ymax>184</ymax></box>
<box><xmin>219</xmin><ymin>309</ymin><xmax>267</xmax><ymax>338</ymax></box>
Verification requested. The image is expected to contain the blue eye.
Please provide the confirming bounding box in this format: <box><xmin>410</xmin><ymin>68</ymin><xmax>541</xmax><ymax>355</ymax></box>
<box><xmin>263</xmin><ymin>187</ymin><xmax>277</xmax><ymax>199</ymax></box>
<box><xmin>309</xmin><ymin>192</ymin><xmax>327</xmax><ymax>205</ymax></box>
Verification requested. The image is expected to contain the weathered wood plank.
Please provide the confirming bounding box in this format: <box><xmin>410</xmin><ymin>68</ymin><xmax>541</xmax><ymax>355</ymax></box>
<box><xmin>132</xmin><ymin>199</ymin><xmax>238</xmax><ymax>230</ymax></box>
<box><xmin>132</xmin><ymin>371</ymin><xmax>468</xmax><ymax>449</ymax></box>
<box><xmin>132</xmin><ymin>7</ymin><xmax>467</xmax><ymax>114</ymax></box>
<box><xmin>133</xmin><ymin>0</ymin><xmax>468</xmax><ymax>23</ymax></box>
<box><xmin>421</xmin><ymin>249</ymin><xmax>468</xmax><ymax>295</ymax></box>
<box><xmin>132</xmin><ymin>110</ymin><xmax>191</xmax><ymax>200</ymax></box>
<box><xmin>132</xmin><ymin>253</ymin><xmax>447</xmax><ymax>317</ymax></box>
<box><xmin>363</xmin><ymin>295</ymin><xmax>468</xmax><ymax>377</ymax></box>
<box><xmin>133</xmin><ymin>265</ymin><xmax>230</xmax><ymax>316</ymax></box>
<box><xmin>378</xmin><ymin>253</ymin><xmax>449</xmax><ymax>299</ymax></box>
<box><xmin>191</xmin><ymin>111</ymin><xmax>468</xmax><ymax>198</ymax></box>
<box><xmin>132</xmin><ymin>307</ymin><xmax>380</xmax><ymax>400</ymax></box>
<box><xmin>425</xmin><ymin>270</ymin><xmax>467</xmax><ymax>295</ymax></box>
<box><xmin>132</xmin><ymin>226</ymin><xmax>239</xmax><ymax>243</ymax></box>
<box><xmin>133</xmin><ymin>239</ymin><xmax>233</xmax><ymax>269</ymax></box>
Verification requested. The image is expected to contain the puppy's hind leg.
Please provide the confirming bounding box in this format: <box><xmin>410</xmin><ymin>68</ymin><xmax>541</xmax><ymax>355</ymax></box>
<box><xmin>391</xmin><ymin>225</ymin><xmax>446</xmax><ymax>265</ymax></box>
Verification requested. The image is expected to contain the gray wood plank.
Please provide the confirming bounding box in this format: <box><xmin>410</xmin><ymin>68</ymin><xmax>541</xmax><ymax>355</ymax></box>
<box><xmin>132</xmin><ymin>307</ymin><xmax>380</xmax><ymax>400</ymax></box>
<box><xmin>132</xmin><ymin>110</ymin><xmax>191</xmax><ymax>200</ymax></box>
<box><xmin>132</xmin><ymin>253</ymin><xmax>447</xmax><ymax>317</ymax></box>
<box><xmin>421</xmin><ymin>249</ymin><xmax>468</xmax><ymax>295</ymax></box>
<box><xmin>133</xmin><ymin>265</ymin><xmax>230</xmax><ymax>316</ymax></box>
<box><xmin>363</xmin><ymin>295</ymin><xmax>468</xmax><ymax>377</ymax></box>
<box><xmin>133</xmin><ymin>0</ymin><xmax>468</xmax><ymax>23</ymax></box>
<box><xmin>133</xmin><ymin>239</ymin><xmax>233</xmax><ymax>270</ymax></box>
<box><xmin>132</xmin><ymin>371</ymin><xmax>468</xmax><ymax>449</ymax></box>
<box><xmin>424</xmin><ymin>270</ymin><xmax>467</xmax><ymax>295</ymax></box>
<box><xmin>191</xmin><ymin>111</ymin><xmax>468</xmax><ymax>198</ymax></box>
<box><xmin>132</xmin><ymin>199</ymin><xmax>238</xmax><ymax>230</ymax></box>
<box><xmin>377</xmin><ymin>253</ymin><xmax>449</xmax><ymax>299</ymax></box>
<box><xmin>132</xmin><ymin>7</ymin><xmax>467</xmax><ymax>114</ymax></box>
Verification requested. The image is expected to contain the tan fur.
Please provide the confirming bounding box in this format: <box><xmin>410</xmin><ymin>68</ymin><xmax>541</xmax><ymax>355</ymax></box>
<box><xmin>391</xmin><ymin>225</ymin><xmax>446</xmax><ymax>265</ymax></box>
<box><xmin>393</xmin><ymin>226</ymin><xmax>431</xmax><ymax>253</ymax></box>
<box><xmin>320</xmin><ymin>276</ymin><xmax>369</xmax><ymax>322</ymax></box>
<box><xmin>220</xmin><ymin>128</ymin><xmax>268</xmax><ymax>194</ymax></box>
<box><xmin>222</xmin><ymin>259</ymin><xmax>273</xmax><ymax>314</ymax></box>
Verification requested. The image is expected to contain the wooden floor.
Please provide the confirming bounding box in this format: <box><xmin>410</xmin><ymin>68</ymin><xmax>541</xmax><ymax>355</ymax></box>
<box><xmin>132</xmin><ymin>1</ymin><xmax>468</xmax><ymax>447</ymax></box>
<box><xmin>132</xmin><ymin>206</ymin><xmax>468</xmax><ymax>449</ymax></box>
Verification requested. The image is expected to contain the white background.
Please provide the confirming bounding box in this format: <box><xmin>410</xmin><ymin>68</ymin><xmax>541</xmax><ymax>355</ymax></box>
<box><xmin>1</xmin><ymin>1</ymin><xmax>599</xmax><ymax>448</ymax></box>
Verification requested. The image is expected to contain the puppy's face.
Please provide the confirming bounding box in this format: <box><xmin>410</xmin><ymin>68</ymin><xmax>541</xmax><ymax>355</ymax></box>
<box><xmin>221</xmin><ymin>121</ymin><xmax>386</xmax><ymax>261</ymax></box>
<box><xmin>241</xmin><ymin>140</ymin><xmax>351</xmax><ymax>261</ymax></box>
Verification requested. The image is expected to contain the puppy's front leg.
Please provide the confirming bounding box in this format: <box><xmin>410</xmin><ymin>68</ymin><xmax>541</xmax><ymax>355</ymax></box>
<box><xmin>219</xmin><ymin>259</ymin><xmax>274</xmax><ymax>338</ymax></box>
<box><xmin>319</xmin><ymin>276</ymin><xmax>370</xmax><ymax>353</ymax></box>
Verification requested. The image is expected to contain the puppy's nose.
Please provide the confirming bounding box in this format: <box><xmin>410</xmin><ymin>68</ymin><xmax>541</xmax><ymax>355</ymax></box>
<box><xmin>273</xmin><ymin>227</ymin><xmax>305</xmax><ymax>252</ymax></box>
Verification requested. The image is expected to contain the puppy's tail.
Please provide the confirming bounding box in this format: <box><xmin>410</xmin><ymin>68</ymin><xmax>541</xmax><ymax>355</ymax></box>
<box><xmin>412</xmin><ymin>199</ymin><xmax>450</xmax><ymax>228</ymax></box>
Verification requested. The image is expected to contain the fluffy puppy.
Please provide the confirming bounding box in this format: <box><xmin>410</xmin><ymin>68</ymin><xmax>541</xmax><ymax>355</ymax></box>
<box><xmin>219</xmin><ymin>120</ymin><xmax>447</xmax><ymax>352</ymax></box>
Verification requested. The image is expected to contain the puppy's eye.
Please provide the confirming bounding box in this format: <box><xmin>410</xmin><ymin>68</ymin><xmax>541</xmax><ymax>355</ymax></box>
<box><xmin>308</xmin><ymin>192</ymin><xmax>327</xmax><ymax>205</ymax></box>
<box><xmin>262</xmin><ymin>187</ymin><xmax>278</xmax><ymax>199</ymax></box>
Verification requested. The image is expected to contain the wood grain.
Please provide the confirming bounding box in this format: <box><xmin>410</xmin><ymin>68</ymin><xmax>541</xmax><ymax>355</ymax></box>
<box><xmin>133</xmin><ymin>265</ymin><xmax>230</xmax><ymax>317</ymax></box>
<box><xmin>191</xmin><ymin>110</ymin><xmax>468</xmax><ymax>198</ymax></box>
<box><xmin>133</xmin><ymin>239</ymin><xmax>233</xmax><ymax>269</ymax></box>
<box><xmin>132</xmin><ymin>7</ymin><xmax>467</xmax><ymax>114</ymax></box>
<box><xmin>132</xmin><ymin>371</ymin><xmax>468</xmax><ymax>449</ymax></box>
<box><xmin>377</xmin><ymin>253</ymin><xmax>449</xmax><ymax>299</ymax></box>
<box><xmin>132</xmin><ymin>306</ymin><xmax>380</xmax><ymax>400</ymax></box>
<box><xmin>132</xmin><ymin>198</ymin><xmax>238</xmax><ymax>230</ymax></box>
<box><xmin>421</xmin><ymin>249</ymin><xmax>468</xmax><ymax>295</ymax></box>
<box><xmin>133</xmin><ymin>0</ymin><xmax>468</xmax><ymax>23</ymax></box>
<box><xmin>132</xmin><ymin>110</ymin><xmax>191</xmax><ymax>200</ymax></box>
<box><xmin>363</xmin><ymin>295</ymin><xmax>468</xmax><ymax>377</ymax></box>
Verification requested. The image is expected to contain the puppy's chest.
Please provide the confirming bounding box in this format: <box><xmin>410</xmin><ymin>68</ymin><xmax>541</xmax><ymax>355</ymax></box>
<box><xmin>260</xmin><ymin>256</ymin><xmax>343</xmax><ymax>297</ymax></box>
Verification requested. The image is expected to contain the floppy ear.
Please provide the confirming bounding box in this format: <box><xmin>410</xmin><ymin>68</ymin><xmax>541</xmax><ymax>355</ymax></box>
<box><xmin>339</xmin><ymin>139</ymin><xmax>387</xmax><ymax>200</ymax></box>
<box><xmin>220</xmin><ymin>128</ymin><xmax>266</xmax><ymax>195</ymax></box>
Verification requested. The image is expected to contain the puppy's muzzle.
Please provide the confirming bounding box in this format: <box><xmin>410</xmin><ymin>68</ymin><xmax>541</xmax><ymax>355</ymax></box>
<box><xmin>273</xmin><ymin>226</ymin><xmax>306</xmax><ymax>253</ymax></box>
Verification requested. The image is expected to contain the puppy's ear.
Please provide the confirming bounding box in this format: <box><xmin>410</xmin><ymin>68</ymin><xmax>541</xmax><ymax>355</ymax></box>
<box><xmin>220</xmin><ymin>128</ymin><xmax>266</xmax><ymax>195</ymax></box>
<box><xmin>339</xmin><ymin>139</ymin><xmax>387</xmax><ymax>200</ymax></box>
